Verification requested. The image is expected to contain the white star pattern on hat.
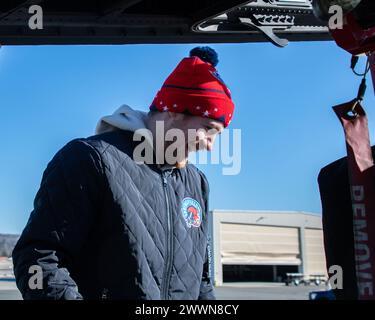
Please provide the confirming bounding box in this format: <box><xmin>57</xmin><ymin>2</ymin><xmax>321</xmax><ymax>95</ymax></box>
<box><xmin>203</xmin><ymin>110</ymin><xmax>210</xmax><ymax>117</ymax></box>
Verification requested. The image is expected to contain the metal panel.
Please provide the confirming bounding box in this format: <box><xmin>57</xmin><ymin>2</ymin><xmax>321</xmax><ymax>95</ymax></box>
<box><xmin>305</xmin><ymin>228</ymin><xmax>327</xmax><ymax>276</ymax></box>
<box><xmin>220</xmin><ymin>223</ymin><xmax>301</xmax><ymax>265</ymax></box>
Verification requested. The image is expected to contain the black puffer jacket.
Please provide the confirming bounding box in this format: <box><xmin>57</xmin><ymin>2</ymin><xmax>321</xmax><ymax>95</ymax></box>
<box><xmin>12</xmin><ymin>129</ymin><xmax>215</xmax><ymax>300</ymax></box>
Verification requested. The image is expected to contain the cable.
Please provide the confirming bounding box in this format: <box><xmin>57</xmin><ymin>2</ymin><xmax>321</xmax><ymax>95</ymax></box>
<box><xmin>351</xmin><ymin>55</ymin><xmax>371</xmax><ymax>77</ymax></box>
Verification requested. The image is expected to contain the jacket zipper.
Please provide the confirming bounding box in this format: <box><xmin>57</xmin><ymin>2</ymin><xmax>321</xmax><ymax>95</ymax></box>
<box><xmin>161</xmin><ymin>171</ymin><xmax>174</xmax><ymax>300</ymax></box>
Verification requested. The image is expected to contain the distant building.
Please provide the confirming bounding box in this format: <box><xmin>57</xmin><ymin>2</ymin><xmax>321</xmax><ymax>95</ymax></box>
<box><xmin>209</xmin><ymin>210</ymin><xmax>327</xmax><ymax>285</ymax></box>
<box><xmin>0</xmin><ymin>257</ymin><xmax>14</xmax><ymax>279</ymax></box>
<box><xmin>0</xmin><ymin>234</ymin><xmax>19</xmax><ymax>257</ymax></box>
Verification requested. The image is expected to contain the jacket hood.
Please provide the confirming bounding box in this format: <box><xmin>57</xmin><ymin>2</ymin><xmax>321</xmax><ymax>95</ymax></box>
<box><xmin>95</xmin><ymin>105</ymin><xmax>175</xmax><ymax>170</ymax></box>
<box><xmin>95</xmin><ymin>104</ymin><xmax>148</xmax><ymax>135</ymax></box>
<box><xmin>95</xmin><ymin>104</ymin><xmax>185</xmax><ymax>170</ymax></box>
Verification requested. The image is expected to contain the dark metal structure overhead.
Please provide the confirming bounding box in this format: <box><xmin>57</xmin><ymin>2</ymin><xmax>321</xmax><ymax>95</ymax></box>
<box><xmin>0</xmin><ymin>0</ymin><xmax>331</xmax><ymax>46</ymax></box>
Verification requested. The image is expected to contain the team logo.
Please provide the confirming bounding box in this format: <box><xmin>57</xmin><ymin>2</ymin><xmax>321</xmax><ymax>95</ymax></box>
<box><xmin>181</xmin><ymin>197</ymin><xmax>202</xmax><ymax>228</ymax></box>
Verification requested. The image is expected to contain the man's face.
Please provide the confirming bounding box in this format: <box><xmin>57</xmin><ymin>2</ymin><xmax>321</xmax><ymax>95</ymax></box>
<box><xmin>165</xmin><ymin>112</ymin><xmax>224</xmax><ymax>168</ymax></box>
<box><xmin>184</xmin><ymin>116</ymin><xmax>224</xmax><ymax>152</ymax></box>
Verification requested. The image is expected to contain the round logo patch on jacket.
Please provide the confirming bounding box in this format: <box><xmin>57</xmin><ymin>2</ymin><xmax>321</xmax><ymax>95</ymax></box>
<box><xmin>181</xmin><ymin>197</ymin><xmax>202</xmax><ymax>228</ymax></box>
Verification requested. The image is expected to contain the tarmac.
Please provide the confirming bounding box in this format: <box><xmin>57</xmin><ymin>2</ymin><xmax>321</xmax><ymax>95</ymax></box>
<box><xmin>0</xmin><ymin>280</ymin><xmax>326</xmax><ymax>300</ymax></box>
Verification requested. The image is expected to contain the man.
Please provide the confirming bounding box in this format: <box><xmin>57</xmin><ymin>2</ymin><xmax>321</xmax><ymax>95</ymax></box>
<box><xmin>12</xmin><ymin>46</ymin><xmax>235</xmax><ymax>300</ymax></box>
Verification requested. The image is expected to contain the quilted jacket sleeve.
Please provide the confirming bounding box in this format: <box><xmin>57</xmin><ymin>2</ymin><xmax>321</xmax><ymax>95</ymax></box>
<box><xmin>198</xmin><ymin>170</ymin><xmax>216</xmax><ymax>300</ymax></box>
<box><xmin>198</xmin><ymin>236</ymin><xmax>216</xmax><ymax>300</ymax></box>
<box><xmin>12</xmin><ymin>139</ymin><xmax>105</xmax><ymax>300</ymax></box>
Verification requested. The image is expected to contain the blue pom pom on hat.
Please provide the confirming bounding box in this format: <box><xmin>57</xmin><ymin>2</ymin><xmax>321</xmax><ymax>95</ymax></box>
<box><xmin>189</xmin><ymin>46</ymin><xmax>219</xmax><ymax>67</ymax></box>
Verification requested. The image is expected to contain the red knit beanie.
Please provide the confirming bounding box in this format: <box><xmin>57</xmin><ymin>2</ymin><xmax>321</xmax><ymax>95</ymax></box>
<box><xmin>149</xmin><ymin>47</ymin><xmax>235</xmax><ymax>127</ymax></box>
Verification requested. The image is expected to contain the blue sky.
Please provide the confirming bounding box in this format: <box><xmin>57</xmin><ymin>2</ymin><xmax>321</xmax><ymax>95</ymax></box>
<box><xmin>0</xmin><ymin>41</ymin><xmax>374</xmax><ymax>234</ymax></box>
